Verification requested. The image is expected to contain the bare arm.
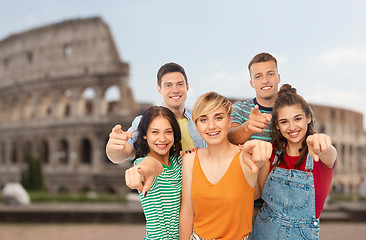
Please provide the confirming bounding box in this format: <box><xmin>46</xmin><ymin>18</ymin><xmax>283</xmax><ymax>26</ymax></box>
<box><xmin>240</xmin><ymin>140</ymin><xmax>272</xmax><ymax>188</ymax></box>
<box><xmin>256</xmin><ymin>161</ymin><xmax>271</xmax><ymax>198</ymax></box>
<box><xmin>228</xmin><ymin>122</ymin><xmax>253</xmax><ymax>145</ymax></box>
<box><xmin>179</xmin><ymin>152</ymin><xmax>195</xmax><ymax>240</ymax></box>
<box><xmin>106</xmin><ymin>124</ymin><xmax>135</xmax><ymax>163</ymax></box>
<box><xmin>228</xmin><ymin>105</ymin><xmax>272</xmax><ymax>145</ymax></box>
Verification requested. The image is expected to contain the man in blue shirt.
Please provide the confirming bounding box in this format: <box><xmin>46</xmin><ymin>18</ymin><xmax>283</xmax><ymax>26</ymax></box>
<box><xmin>106</xmin><ymin>62</ymin><xmax>206</xmax><ymax>163</ymax></box>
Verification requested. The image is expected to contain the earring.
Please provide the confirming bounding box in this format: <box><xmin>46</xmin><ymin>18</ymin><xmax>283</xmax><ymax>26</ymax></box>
<box><xmin>143</xmin><ymin>136</ymin><xmax>147</xmax><ymax>139</ymax></box>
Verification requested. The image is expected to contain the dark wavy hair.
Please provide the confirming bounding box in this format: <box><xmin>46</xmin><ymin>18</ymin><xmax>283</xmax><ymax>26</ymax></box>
<box><xmin>133</xmin><ymin>106</ymin><xmax>182</xmax><ymax>160</ymax></box>
<box><xmin>270</xmin><ymin>84</ymin><xmax>314</xmax><ymax>169</ymax></box>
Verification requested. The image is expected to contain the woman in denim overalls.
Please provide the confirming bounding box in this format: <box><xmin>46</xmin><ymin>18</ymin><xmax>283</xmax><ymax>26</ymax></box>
<box><xmin>250</xmin><ymin>84</ymin><xmax>337</xmax><ymax>240</ymax></box>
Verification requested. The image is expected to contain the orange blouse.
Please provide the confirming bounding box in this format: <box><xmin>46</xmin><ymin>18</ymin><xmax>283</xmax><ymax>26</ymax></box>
<box><xmin>191</xmin><ymin>151</ymin><xmax>255</xmax><ymax>239</ymax></box>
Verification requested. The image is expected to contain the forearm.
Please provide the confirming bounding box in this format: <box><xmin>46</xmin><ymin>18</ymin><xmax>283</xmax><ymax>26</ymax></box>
<box><xmin>319</xmin><ymin>145</ymin><xmax>337</xmax><ymax>168</ymax></box>
<box><xmin>228</xmin><ymin>122</ymin><xmax>253</xmax><ymax>145</ymax></box>
<box><xmin>254</xmin><ymin>183</ymin><xmax>261</xmax><ymax>200</ymax></box>
<box><xmin>179</xmin><ymin>210</ymin><xmax>194</xmax><ymax>240</ymax></box>
<box><xmin>138</xmin><ymin>157</ymin><xmax>163</xmax><ymax>177</ymax></box>
<box><xmin>106</xmin><ymin>143</ymin><xmax>134</xmax><ymax>163</ymax></box>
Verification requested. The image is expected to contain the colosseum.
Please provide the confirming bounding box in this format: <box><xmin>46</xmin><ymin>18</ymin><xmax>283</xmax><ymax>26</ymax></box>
<box><xmin>0</xmin><ymin>17</ymin><xmax>142</xmax><ymax>194</ymax></box>
<box><xmin>310</xmin><ymin>104</ymin><xmax>366</xmax><ymax>195</ymax></box>
<box><xmin>0</xmin><ymin>17</ymin><xmax>365</xmax><ymax>197</ymax></box>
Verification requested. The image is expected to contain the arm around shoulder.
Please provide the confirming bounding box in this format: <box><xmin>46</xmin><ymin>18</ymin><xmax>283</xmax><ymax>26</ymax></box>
<box><xmin>179</xmin><ymin>152</ymin><xmax>195</xmax><ymax>240</ymax></box>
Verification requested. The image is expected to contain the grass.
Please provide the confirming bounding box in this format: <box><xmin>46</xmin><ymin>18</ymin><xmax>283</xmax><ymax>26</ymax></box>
<box><xmin>328</xmin><ymin>193</ymin><xmax>366</xmax><ymax>203</ymax></box>
<box><xmin>1</xmin><ymin>191</ymin><xmax>127</xmax><ymax>203</ymax></box>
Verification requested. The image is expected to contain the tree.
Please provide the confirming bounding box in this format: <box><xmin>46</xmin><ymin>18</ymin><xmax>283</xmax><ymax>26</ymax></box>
<box><xmin>21</xmin><ymin>154</ymin><xmax>44</xmax><ymax>191</ymax></box>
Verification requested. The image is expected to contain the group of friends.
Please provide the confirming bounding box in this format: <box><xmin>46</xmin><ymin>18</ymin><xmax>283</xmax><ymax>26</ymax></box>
<box><xmin>106</xmin><ymin>53</ymin><xmax>337</xmax><ymax>240</ymax></box>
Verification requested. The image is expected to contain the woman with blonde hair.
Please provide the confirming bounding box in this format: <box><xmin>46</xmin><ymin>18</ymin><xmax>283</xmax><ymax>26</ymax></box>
<box><xmin>179</xmin><ymin>91</ymin><xmax>272</xmax><ymax>240</ymax></box>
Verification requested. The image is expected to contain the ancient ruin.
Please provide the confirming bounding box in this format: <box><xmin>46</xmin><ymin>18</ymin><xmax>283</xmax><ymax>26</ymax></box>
<box><xmin>0</xmin><ymin>17</ymin><xmax>140</xmax><ymax>194</ymax></box>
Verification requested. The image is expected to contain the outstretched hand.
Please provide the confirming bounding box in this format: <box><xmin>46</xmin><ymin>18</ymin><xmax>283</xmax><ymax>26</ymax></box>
<box><xmin>242</xmin><ymin>139</ymin><xmax>272</xmax><ymax>174</ymax></box>
<box><xmin>107</xmin><ymin>124</ymin><xmax>133</xmax><ymax>151</ymax></box>
<box><xmin>125</xmin><ymin>157</ymin><xmax>157</xmax><ymax>197</ymax></box>
<box><xmin>247</xmin><ymin>105</ymin><xmax>272</xmax><ymax>134</ymax></box>
<box><xmin>306</xmin><ymin>133</ymin><xmax>332</xmax><ymax>162</ymax></box>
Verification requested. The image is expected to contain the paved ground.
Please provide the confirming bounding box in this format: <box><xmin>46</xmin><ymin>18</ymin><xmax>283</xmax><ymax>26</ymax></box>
<box><xmin>1</xmin><ymin>200</ymin><xmax>365</xmax><ymax>239</ymax></box>
<box><xmin>1</xmin><ymin>222</ymin><xmax>366</xmax><ymax>240</ymax></box>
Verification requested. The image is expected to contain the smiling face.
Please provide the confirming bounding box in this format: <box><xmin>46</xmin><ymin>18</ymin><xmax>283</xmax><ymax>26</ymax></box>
<box><xmin>249</xmin><ymin>61</ymin><xmax>280</xmax><ymax>107</ymax></box>
<box><xmin>195</xmin><ymin>106</ymin><xmax>231</xmax><ymax>145</ymax></box>
<box><xmin>157</xmin><ymin>72</ymin><xmax>189</xmax><ymax>111</ymax></box>
<box><xmin>145</xmin><ymin>116</ymin><xmax>174</xmax><ymax>160</ymax></box>
<box><xmin>276</xmin><ymin>104</ymin><xmax>311</xmax><ymax>149</ymax></box>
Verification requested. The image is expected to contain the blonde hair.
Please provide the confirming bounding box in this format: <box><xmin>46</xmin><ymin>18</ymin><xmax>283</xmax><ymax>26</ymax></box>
<box><xmin>192</xmin><ymin>91</ymin><xmax>232</xmax><ymax>123</ymax></box>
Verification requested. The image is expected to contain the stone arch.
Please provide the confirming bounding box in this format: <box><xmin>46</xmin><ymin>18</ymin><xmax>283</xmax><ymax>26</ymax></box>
<box><xmin>40</xmin><ymin>93</ymin><xmax>52</xmax><ymax>118</ymax></box>
<box><xmin>104</xmin><ymin>85</ymin><xmax>121</xmax><ymax>114</ymax></box>
<box><xmin>80</xmin><ymin>87</ymin><xmax>96</xmax><ymax>116</ymax></box>
<box><xmin>1</xmin><ymin>100</ymin><xmax>7</xmax><ymax>123</ymax></box>
<box><xmin>24</xmin><ymin>95</ymin><xmax>35</xmax><ymax>120</ymax></box>
<box><xmin>1</xmin><ymin>141</ymin><xmax>5</xmax><ymax>164</ymax></box>
<box><xmin>39</xmin><ymin>140</ymin><xmax>49</xmax><ymax>164</ymax></box>
<box><xmin>80</xmin><ymin>138</ymin><xmax>92</xmax><ymax>164</ymax></box>
<box><xmin>58</xmin><ymin>89</ymin><xmax>72</xmax><ymax>118</ymax></box>
<box><xmin>57</xmin><ymin>139</ymin><xmax>69</xmax><ymax>164</ymax></box>
<box><xmin>11</xmin><ymin>141</ymin><xmax>17</xmax><ymax>164</ymax></box>
<box><xmin>23</xmin><ymin>141</ymin><xmax>32</xmax><ymax>163</ymax></box>
<box><xmin>104</xmin><ymin>137</ymin><xmax>112</xmax><ymax>164</ymax></box>
<box><xmin>11</xmin><ymin>98</ymin><xmax>20</xmax><ymax>122</ymax></box>
<box><xmin>64</xmin><ymin>43</ymin><xmax>72</xmax><ymax>58</ymax></box>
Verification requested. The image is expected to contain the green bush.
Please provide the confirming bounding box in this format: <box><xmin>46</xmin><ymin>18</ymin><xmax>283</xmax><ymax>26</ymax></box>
<box><xmin>21</xmin><ymin>154</ymin><xmax>44</xmax><ymax>192</ymax></box>
<box><xmin>28</xmin><ymin>191</ymin><xmax>127</xmax><ymax>203</ymax></box>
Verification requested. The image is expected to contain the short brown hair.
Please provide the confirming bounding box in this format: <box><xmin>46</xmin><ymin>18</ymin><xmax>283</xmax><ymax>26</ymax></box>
<box><xmin>248</xmin><ymin>52</ymin><xmax>278</xmax><ymax>72</ymax></box>
<box><xmin>157</xmin><ymin>62</ymin><xmax>188</xmax><ymax>87</ymax></box>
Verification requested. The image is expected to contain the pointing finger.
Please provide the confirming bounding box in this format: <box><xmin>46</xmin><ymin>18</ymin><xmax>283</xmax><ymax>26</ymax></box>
<box><xmin>112</xmin><ymin>124</ymin><xmax>122</xmax><ymax>133</ymax></box>
<box><xmin>251</xmin><ymin>105</ymin><xmax>261</xmax><ymax>116</ymax></box>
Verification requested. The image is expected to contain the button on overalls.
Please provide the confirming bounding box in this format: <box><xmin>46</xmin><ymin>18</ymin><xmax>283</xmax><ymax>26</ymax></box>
<box><xmin>250</xmin><ymin>150</ymin><xmax>320</xmax><ymax>240</ymax></box>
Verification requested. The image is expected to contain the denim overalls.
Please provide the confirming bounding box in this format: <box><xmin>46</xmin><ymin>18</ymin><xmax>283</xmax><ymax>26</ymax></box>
<box><xmin>250</xmin><ymin>150</ymin><xmax>320</xmax><ymax>240</ymax></box>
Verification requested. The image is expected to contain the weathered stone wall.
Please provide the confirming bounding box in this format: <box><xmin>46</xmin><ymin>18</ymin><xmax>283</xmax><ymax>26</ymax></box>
<box><xmin>0</xmin><ymin>17</ymin><xmax>139</xmax><ymax>195</ymax></box>
<box><xmin>311</xmin><ymin>104</ymin><xmax>366</xmax><ymax>195</ymax></box>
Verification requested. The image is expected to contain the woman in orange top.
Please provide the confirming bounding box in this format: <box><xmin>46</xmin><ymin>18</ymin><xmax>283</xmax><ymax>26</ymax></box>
<box><xmin>179</xmin><ymin>92</ymin><xmax>272</xmax><ymax>240</ymax></box>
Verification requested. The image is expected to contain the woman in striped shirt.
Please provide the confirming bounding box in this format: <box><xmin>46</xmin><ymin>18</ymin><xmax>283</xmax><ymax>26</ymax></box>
<box><xmin>125</xmin><ymin>106</ymin><xmax>182</xmax><ymax>240</ymax></box>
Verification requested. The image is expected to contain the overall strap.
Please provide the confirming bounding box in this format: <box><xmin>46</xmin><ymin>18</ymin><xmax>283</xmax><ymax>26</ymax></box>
<box><xmin>273</xmin><ymin>150</ymin><xmax>282</xmax><ymax>166</ymax></box>
<box><xmin>305</xmin><ymin>153</ymin><xmax>314</xmax><ymax>171</ymax></box>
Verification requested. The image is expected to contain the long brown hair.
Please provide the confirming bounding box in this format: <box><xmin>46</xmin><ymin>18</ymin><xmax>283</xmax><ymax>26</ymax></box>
<box><xmin>270</xmin><ymin>84</ymin><xmax>314</xmax><ymax>169</ymax></box>
<box><xmin>133</xmin><ymin>106</ymin><xmax>182</xmax><ymax>161</ymax></box>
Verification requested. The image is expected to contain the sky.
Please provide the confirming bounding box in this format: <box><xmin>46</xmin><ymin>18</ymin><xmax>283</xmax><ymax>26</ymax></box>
<box><xmin>1</xmin><ymin>0</ymin><xmax>366</xmax><ymax>129</ymax></box>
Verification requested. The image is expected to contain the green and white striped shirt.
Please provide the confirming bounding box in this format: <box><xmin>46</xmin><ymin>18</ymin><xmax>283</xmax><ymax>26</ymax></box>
<box><xmin>231</xmin><ymin>98</ymin><xmax>273</xmax><ymax>142</ymax></box>
<box><xmin>134</xmin><ymin>154</ymin><xmax>182</xmax><ymax>240</ymax></box>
